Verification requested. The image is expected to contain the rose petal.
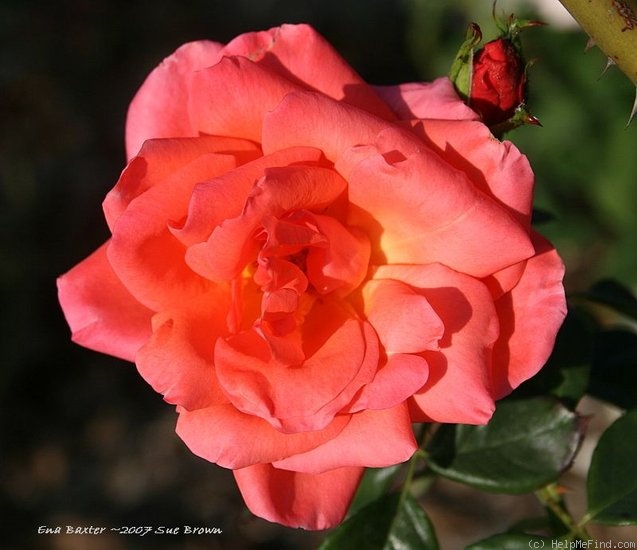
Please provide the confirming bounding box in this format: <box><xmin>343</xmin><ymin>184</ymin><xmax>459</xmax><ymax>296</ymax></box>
<box><xmin>273</xmin><ymin>404</ymin><xmax>416</xmax><ymax>473</ymax></box>
<box><xmin>107</xmin><ymin>149</ymin><xmax>239</xmax><ymax>311</ymax></box>
<box><xmin>375</xmin><ymin>264</ymin><xmax>499</xmax><ymax>424</ymax></box>
<box><xmin>214</xmin><ymin>302</ymin><xmax>378</xmax><ymax>432</ymax></box>
<box><xmin>108</xmin><ymin>139</ymin><xmax>252</xmax><ymax>311</ymax></box>
<box><xmin>175</xmin><ymin>404</ymin><xmax>349</xmax><ymax>469</ymax></box>
<box><xmin>347</xmin><ymin>149</ymin><xmax>535</xmax><ymax>276</ymax></box>
<box><xmin>57</xmin><ymin>242</ymin><xmax>153</xmax><ymax>362</ymax></box>
<box><xmin>410</xmin><ymin>119</ymin><xmax>534</xmax><ymax>228</ymax></box>
<box><xmin>233</xmin><ymin>463</ymin><xmax>364</xmax><ymax>530</ymax></box>
<box><xmin>186</xmin><ymin>165</ymin><xmax>347</xmax><ymax>281</ymax></box>
<box><xmin>374</xmin><ymin>77</ymin><xmax>479</xmax><ymax>121</ymax></box>
<box><xmin>221</xmin><ymin>24</ymin><xmax>396</xmax><ymax>120</ymax></box>
<box><xmin>363</xmin><ymin>278</ymin><xmax>444</xmax><ymax>354</ymax></box>
<box><xmin>172</xmin><ymin>146</ymin><xmax>326</xmax><ymax>248</ymax></box>
<box><xmin>482</xmin><ymin>261</ymin><xmax>526</xmax><ymax>299</ymax></box>
<box><xmin>262</xmin><ymin>91</ymin><xmax>421</xmax><ymax>163</ymax></box>
<box><xmin>189</xmin><ymin>56</ymin><xmax>303</xmax><ymax>142</ymax></box>
<box><xmin>491</xmin><ymin>231</ymin><xmax>567</xmax><ymax>398</ymax></box>
<box><xmin>306</xmin><ymin>214</ymin><xmax>371</xmax><ymax>295</ymax></box>
<box><xmin>135</xmin><ymin>295</ymin><xmax>231</xmax><ymax>410</ymax></box>
<box><xmin>261</xmin><ymin>214</ymin><xmax>327</xmax><ymax>257</ymax></box>
<box><xmin>104</xmin><ymin>136</ymin><xmax>260</xmax><ymax>231</ymax></box>
<box><xmin>348</xmin><ymin>354</ymin><xmax>430</xmax><ymax>412</ymax></box>
<box><xmin>125</xmin><ymin>40</ymin><xmax>224</xmax><ymax>159</ymax></box>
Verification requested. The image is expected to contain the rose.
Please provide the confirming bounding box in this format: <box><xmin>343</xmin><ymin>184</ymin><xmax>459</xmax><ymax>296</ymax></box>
<box><xmin>470</xmin><ymin>37</ymin><xmax>526</xmax><ymax>125</ymax></box>
<box><xmin>57</xmin><ymin>24</ymin><xmax>566</xmax><ymax>530</ymax></box>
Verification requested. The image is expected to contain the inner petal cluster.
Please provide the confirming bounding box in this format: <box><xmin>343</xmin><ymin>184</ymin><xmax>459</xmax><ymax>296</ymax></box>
<box><xmin>180</xmin><ymin>162</ymin><xmax>382</xmax><ymax>432</ymax></box>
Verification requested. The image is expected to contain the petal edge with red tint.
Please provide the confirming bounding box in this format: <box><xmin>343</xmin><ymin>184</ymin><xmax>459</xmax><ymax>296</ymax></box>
<box><xmin>262</xmin><ymin>91</ymin><xmax>420</xmax><ymax>163</ymax></box>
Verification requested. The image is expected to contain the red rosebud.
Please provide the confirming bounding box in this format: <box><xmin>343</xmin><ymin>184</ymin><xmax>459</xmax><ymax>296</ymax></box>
<box><xmin>470</xmin><ymin>38</ymin><xmax>526</xmax><ymax>126</ymax></box>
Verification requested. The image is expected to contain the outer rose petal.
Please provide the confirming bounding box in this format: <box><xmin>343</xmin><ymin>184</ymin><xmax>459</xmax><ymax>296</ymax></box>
<box><xmin>262</xmin><ymin>90</ymin><xmax>421</xmax><ymax>163</ymax></box>
<box><xmin>482</xmin><ymin>262</ymin><xmax>527</xmax><ymax>300</ymax></box>
<box><xmin>176</xmin><ymin>404</ymin><xmax>350</xmax><ymax>469</ymax></box>
<box><xmin>125</xmin><ymin>41</ymin><xmax>224</xmax><ymax>159</ymax></box>
<box><xmin>491</xmin><ymin>232</ymin><xmax>567</xmax><ymax>398</ymax></box>
<box><xmin>374</xmin><ymin>77</ymin><xmax>480</xmax><ymax>121</ymax></box>
<box><xmin>57</xmin><ymin>243</ymin><xmax>153</xmax><ymax>362</ymax></box>
<box><xmin>234</xmin><ymin>463</ymin><xmax>364</xmax><ymax>530</ymax></box>
<box><xmin>221</xmin><ymin>24</ymin><xmax>396</xmax><ymax>120</ymax></box>
<box><xmin>189</xmin><ymin>56</ymin><xmax>304</xmax><ymax>142</ymax></box>
<box><xmin>273</xmin><ymin>404</ymin><xmax>417</xmax><ymax>473</ymax></box>
<box><xmin>107</xmin><ymin>143</ymin><xmax>246</xmax><ymax>311</ymax></box>
<box><xmin>374</xmin><ymin>264</ymin><xmax>499</xmax><ymax>424</ymax></box>
<box><xmin>411</xmin><ymin>119</ymin><xmax>534</xmax><ymax>228</ymax></box>
<box><xmin>347</xmin><ymin>149</ymin><xmax>534</xmax><ymax>276</ymax></box>
<box><xmin>104</xmin><ymin>136</ymin><xmax>260</xmax><ymax>231</ymax></box>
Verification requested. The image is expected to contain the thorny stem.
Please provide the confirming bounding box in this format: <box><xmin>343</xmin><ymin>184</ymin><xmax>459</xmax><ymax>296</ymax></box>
<box><xmin>558</xmin><ymin>0</ymin><xmax>637</xmax><ymax>121</ymax></box>
<box><xmin>536</xmin><ymin>483</ymin><xmax>593</xmax><ymax>541</ymax></box>
<box><xmin>559</xmin><ymin>0</ymin><xmax>637</xmax><ymax>85</ymax></box>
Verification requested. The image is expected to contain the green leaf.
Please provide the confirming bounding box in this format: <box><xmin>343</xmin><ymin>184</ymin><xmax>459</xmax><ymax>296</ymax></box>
<box><xmin>586</xmin><ymin>278</ymin><xmax>637</xmax><ymax>320</ymax></box>
<box><xmin>587</xmin><ymin>407</ymin><xmax>637</xmax><ymax>524</ymax></box>
<box><xmin>588</xmin><ymin>329</ymin><xmax>637</xmax><ymax>410</ymax></box>
<box><xmin>318</xmin><ymin>492</ymin><xmax>438</xmax><ymax>550</ymax></box>
<box><xmin>348</xmin><ymin>465</ymin><xmax>402</xmax><ymax>516</ymax></box>
<box><xmin>467</xmin><ymin>533</ymin><xmax>554</xmax><ymax>549</ymax></box>
<box><xmin>426</xmin><ymin>397</ymin><xmax>584</xmax><ymax>493</ymax></box>
<box><xmin>515</xmin><ymin>308</ymin><xmax>593</xmax><ymax>407</ymax></box>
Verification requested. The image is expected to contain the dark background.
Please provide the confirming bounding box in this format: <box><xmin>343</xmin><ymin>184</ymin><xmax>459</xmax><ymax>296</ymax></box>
<box><xmin>2</xmin><ymin>1</ymin><xmax>636</xmax><ymax>548</ymax></box>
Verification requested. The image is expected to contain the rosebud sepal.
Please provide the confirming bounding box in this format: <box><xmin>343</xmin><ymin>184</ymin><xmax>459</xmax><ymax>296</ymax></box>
<box><xmin>449</xmin><ymin>22</ymin><xmax>483</xmax><ymax>101</ymax></box>
<box><xmin>489</xmin><ymin>103</ymin><xmax>542</xmax><ymax>139</ymax></box>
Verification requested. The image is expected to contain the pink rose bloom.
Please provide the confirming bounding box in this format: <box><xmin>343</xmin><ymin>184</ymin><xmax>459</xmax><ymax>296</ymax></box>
<box><xmin>57</xmin><ymin>24</ymin><xmax>566</xmax><ymax>530</ymax></box>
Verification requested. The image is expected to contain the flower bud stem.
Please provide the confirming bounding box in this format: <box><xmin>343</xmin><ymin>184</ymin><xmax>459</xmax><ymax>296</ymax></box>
<box><xmin>558</xmin><ymin>0</ymin><xmax>637</xmax><ymax>86</ymax></box>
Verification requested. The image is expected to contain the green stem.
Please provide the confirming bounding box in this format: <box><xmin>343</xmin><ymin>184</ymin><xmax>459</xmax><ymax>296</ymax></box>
<box><xmin>535</xmin><ymin>484</ymin><xmax>593</xmax><ymax>541</ymax></box>
<box><xmin>558</xmin><ymin>0</ymin><xmax>637</xmax><ymax>86</ymax></box>
<box><xmin>398</xmin><ymin>450</ymin><xmax>427</xmax><ymax>506</ymax></box>
<box><xmin>416</xmin><ymin>422</ymin><xmax>436</xmax><ymax>448</ymax></box>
